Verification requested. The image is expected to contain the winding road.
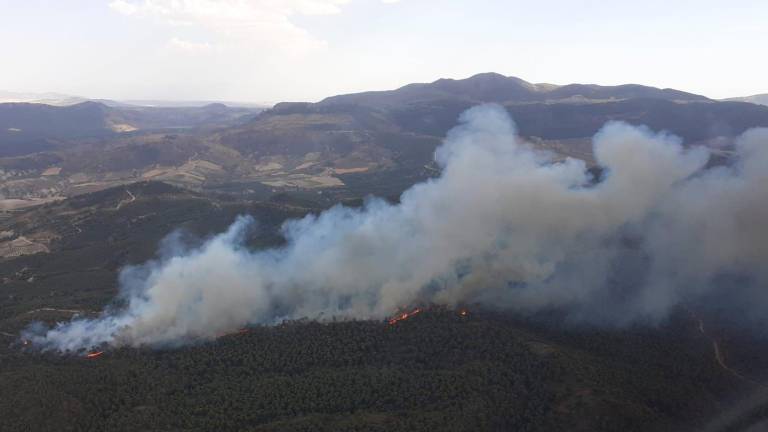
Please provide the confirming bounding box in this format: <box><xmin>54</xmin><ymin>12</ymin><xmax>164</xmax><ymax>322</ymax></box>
<box><xmin>689</xmin><ymin>308</ymin><xmax>763</xmax><ymax>387</ymax></box>
<box><xmin>115</xmin><ymin>188</ymin><xmax>136</xmax><ymax>210</ymax></box>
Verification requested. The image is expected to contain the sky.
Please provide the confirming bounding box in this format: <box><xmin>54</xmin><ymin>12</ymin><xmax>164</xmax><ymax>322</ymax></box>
<box><xmin>1</xmin><ymin>0</ymin><xmax>766</xmax><ymax>103</ymax></box>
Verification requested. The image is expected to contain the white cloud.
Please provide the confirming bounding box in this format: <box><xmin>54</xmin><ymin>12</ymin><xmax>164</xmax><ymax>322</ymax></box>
<box><xmin>108</xmin><ymin>0</ymin><xmax>138</xmax><ymax>15</ymax></box>
<box><xmin>167</xmin><ymin>37</ymin><xmax>212</xmax><ymax>54</ymax></box>
<box><xmin>108</xmin><ymin>0</ymin><xmax>351</xmax><ymax>53</ymax></box>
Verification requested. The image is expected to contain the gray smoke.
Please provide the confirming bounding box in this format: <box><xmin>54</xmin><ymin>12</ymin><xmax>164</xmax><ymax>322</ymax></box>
<box><xmin>25</xmin><ymin>104</ymin><xmax>768</xmax><ymax>351</ymax></box>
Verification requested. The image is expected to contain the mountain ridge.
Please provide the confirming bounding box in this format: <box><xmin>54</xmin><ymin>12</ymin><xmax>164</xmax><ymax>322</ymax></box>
<box><xmin>315</xmin><ymin>72</ymin><xmax>710</xmax><ymax>108</ymax></box>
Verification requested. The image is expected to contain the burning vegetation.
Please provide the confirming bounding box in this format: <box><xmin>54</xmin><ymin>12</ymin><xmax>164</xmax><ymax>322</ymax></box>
<box><xmin>388</xmin><ymin>306</ymin><xmax>470</xmax><ymax>325</ymax></box>
<box><xmin>388</xmin><ymin>307</ymin><xmax>424</xmax><ymax>325</ymax></box>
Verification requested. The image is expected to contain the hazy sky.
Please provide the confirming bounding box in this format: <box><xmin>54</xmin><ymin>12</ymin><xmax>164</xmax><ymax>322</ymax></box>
<box><xmin>1</xmin><ymin>0</ymin><xmax>766</xmax><ymax>102</ymax></box>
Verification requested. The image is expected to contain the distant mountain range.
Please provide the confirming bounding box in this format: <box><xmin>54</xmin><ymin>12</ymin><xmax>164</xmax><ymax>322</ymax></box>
<box><xmin>0</xmin><ymin>90</ymin><xmax>266</xmax><ymax>109</ymax></box>
<box><xmin>724</xmin><ymin>93</ymin><xmax>768</xmax><ymax>106</ymax></box>
<box><xmin>6</xmin><ymin>81</ymin><xmax>766</xmax><ymax>108</ymax></box>
<box><xmin>0</xmin><ymin>101</ymin><xmax>263</xmax><ymax>157</ymax></box>
<box><xmin>2</xmin><ymin>73</ymin><xmax>768</xmax><ymax>204</ymax></box>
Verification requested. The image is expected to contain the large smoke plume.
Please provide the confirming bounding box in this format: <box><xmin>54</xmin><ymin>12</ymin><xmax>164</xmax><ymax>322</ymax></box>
<box><xmin>26</xmin><ymin>104</ymin><xmax>768</xmax><ymax>351</ymax></box>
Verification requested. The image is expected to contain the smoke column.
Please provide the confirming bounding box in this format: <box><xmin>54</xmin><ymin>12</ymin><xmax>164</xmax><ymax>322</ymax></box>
<box><xmin>25</xmin><ymin>104</ymin><xmax>768</xmax><ymax>351</ymax></box>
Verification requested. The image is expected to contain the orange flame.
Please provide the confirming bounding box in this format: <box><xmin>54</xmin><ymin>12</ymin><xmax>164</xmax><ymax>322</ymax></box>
<box><xmin>85</xmin><ymin>351</ymin><xmax>104</xmax><ymax>359</ymax></box>
<box><xmin>459</xmin><ymin>309</ymin><xmax>468</xmax><ymax>317</ymax></box>
<box><xmin>388</xmin><ymin>307</ymin><xmax>422</xmax><ymax>325</ymax></box>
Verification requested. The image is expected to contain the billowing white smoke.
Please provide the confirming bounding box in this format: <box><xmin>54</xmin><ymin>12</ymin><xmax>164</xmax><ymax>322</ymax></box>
<box><xmin>25</xmin><ymin>104</ymin><xmax>768</xmax><ymax>351</ymax></box>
